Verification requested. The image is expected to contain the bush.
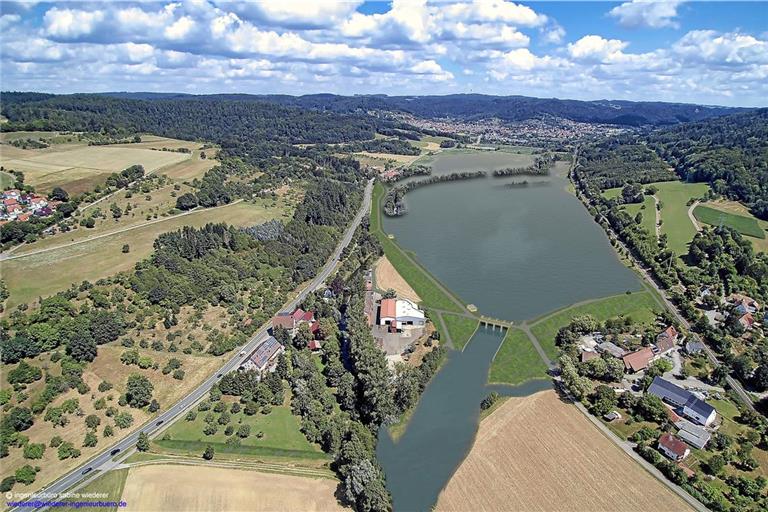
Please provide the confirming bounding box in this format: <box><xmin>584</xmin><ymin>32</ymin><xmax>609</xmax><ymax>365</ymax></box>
<box><xmin>14</xmin><ymin>465</ymin><xmax>37</xmax><ymax>485</ymax></box>
<box><xmin>22</xmin><ymin>443</ymin><xmax>45</xmax><ymax>460</ymax></box>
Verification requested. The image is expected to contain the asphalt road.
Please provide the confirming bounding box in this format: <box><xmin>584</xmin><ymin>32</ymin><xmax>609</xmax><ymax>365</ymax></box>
<box><xmin>16</xmin><ymin>179</ymin><xmax>373</xmax><ymax>508</ymax></box>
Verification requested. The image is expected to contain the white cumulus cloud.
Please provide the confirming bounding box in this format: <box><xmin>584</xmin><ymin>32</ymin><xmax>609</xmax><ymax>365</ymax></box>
<box><xmin>608</xmin><ymin>0</ymin><xmax>685</xmax><ymax>29</ymax></box>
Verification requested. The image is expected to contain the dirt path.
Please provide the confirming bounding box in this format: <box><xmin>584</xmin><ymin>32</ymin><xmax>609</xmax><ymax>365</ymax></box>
<box><xmin>688</xmin><ymin>200</ymin><xmax>702</xmax><ymax>232</ymax></box>
<box><xmin>653</xmin><ymin>194</ymin><xmax>662</xmax><ymax>238</ymax></box>
<box><xmin>1</xmin><ymin>199</ymin><xmax>243</xmax><ymax>261</ymax></box>
<box><xmin>517</xmin><ymin>323</ymin><xmax>555</xmax><ymax>369</ymax></box>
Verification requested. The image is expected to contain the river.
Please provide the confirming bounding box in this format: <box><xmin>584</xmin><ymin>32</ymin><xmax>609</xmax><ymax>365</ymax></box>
<box><xmin>376</xmin><ymin>149</ymin><xmax>642</xmax><ymax>511</ymax></box>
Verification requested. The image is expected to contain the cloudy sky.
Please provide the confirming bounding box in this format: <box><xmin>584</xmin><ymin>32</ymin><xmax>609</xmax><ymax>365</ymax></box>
<box><xmin>1</xmin><ymin>1</ymin><xmax>766</xmax><ymax>106</ymax></box>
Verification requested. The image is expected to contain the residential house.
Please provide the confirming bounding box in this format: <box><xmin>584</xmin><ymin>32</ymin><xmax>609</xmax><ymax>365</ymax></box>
<box><xmin>657</xmin><ymin>325</ymin><xmax>679</xmax><ymax>344</ymax></box>
<box><xmin>308</xmin><ymin>340</ymin><xmax>322</xmax><ymax>352</ymax></box>
<box><xmin>658</xmin><ymin>433</ymin><xmax>690</xmax><ymax>461</ymax></box>
<box><xmin>622</xmin><ymin>346</ymin><xmax>654</xmax><ymax>373</ymax></box>
<box><xmin>378</xmin><ymin>298</ymin><xmax>425</xmax><ymax>332</ymax></box>
<box><xmin>647</xmin><ymin>376</ymin><xmax>717</xmax><ymax>426</ymax></box>
<box><xmin>729</xmin><ymin>294</ymin><xmax>760</xmax><ymax>315</ymax></box>
<box><xmin>654</xmin><ymin>336</ymin><xmax>676</xmax><ymax>356</ymax></box>
<box><xmin>271</xmin><ymin>308</ymin><xmax>317</xmax><ymax>335</ymax></box>
<box><xmin>737</xmin><ymin>313</ymin><xmax>755</xmax><ymax>330</ymax></box>
<box><xmin>675</xmin><ymin>420</ymin><xmax>711</xmax><ymax>449</ymax></box>
<box><xmin>580</xmin><ymin>350</ymin><xmax>599</xmax><ymax>363</ymax></box>
<box><xmin>685</xmin><ymin>341</ymin><xmax>706</xmax><ymax>355</ymax></box>
<box><xmin>597</xmin><ymin>341</ymin><xmax>627</xmax><ymax>359</ymax></box>
<box><xmin>241</xmin><ymin>336</ymin><xmax>284</xmax><ymax>375</ymax></box>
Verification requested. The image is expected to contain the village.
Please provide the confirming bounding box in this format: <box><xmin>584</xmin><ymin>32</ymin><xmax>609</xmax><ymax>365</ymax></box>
<box><xmin>0</xmin><ymin>188</ymin><xmax>59</xmax><ymax>224</ymax></box>
<box><xmin>572</xmin><ymin>291</ymin><xmax>765</xmax><ymax>481</ymax></box>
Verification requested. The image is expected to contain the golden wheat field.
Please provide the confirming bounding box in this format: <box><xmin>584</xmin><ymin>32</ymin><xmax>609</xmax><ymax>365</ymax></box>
<box><xmin>437</xmin><ymin>390</ymin><xmax>693</xmax><ymax>512</ymax></box>
<box><xmin>120</xmin><ymin>464</ymin><xmax>347</xmax><ymax>512</ymax></box>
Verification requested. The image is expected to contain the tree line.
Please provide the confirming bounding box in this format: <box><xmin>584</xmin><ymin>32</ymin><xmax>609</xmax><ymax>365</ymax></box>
<box><xmin>382</xmin><ymin>171</ymin><xmax>487</xmax><ymax>216</ymax></box>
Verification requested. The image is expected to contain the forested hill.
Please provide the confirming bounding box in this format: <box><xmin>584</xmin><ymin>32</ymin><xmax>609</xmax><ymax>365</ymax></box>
<box><xmin>94</xmin><ymin>92</ymin><xmax>745</xmax><ymax>127</ymax></box>
<box><xmin>0</xmin><ymin>93</ymin><xmax>379</xmax><ymax>145</ymax></box>
<box><xmin>648</xmin><ymin>108</ymin><xmax>768</xmax><ymax>219</ymax></box>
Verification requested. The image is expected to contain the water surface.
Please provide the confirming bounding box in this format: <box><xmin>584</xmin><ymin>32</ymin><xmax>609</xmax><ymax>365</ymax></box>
<box><xmin>377</xmin><ymin>150</ymin><xmax>641</xmax><ymax>511</ymax></box>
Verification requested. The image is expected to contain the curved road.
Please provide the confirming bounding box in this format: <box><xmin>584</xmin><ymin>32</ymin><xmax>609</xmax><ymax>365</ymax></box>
<box><xmin>15</xmin><ymin>179</ymin><xmax>373</xmax><ymax>509</ymax></box>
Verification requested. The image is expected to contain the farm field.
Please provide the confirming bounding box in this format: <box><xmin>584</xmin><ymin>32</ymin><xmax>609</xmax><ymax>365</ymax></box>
<box><xmin>530</xmin><ymin>291</ymin><xmax>661</xmax><ymax>360</ymax></box>
<box><xmin>441</xmin><ymin>314</ymin><xmax>478</xmax><ymax>350</ymax></box>
<box><xmin>1</xmin><ymin>142</ymin><xmax>191</xmax><ymax>194</ymax></box>
<box><xmin>694</xmin><ymin>204</ymin><xmax>766</xmax><ymax>239</ymax></box>
<box><xmin>488</xmin><ymin>328</ymin><xmax>549</xmax><ymax>385</ymax></box>
<box><xmin>702</xmin><ymin>199</ymin><xmax>768</xmax><ymax>253</ymax></box>
<box><xmin>120</xmin><ymin>464</ymin><xmax>345</xmax><ymax>512</ymax></box>
<box><xmin>436</xmin><ymin>390</ymin><xmax>693</xmax><ymax>512</ymax></box>
<box><xmin>153</xmin><ymin>401</ymin><xmax>328</xmax><ymax>462</ymax></box>
<box><xmin>2</xmin><ymin>201</ymin><xmax>287</xmax><ymax>310</ymax></box>
<box><xmin>370</xmin><ymin>182</ymin><xmax>464</xmax><ymax>313</ymax></box>
<box><xmin>653</xmin><ymin>181</ymin><xmax>710</xmax><ymax>255</ymax></box>
<box><xmin>374</xmin><ymin>255</ymin><xmax>421</xmax><ymax>303</ymax></box>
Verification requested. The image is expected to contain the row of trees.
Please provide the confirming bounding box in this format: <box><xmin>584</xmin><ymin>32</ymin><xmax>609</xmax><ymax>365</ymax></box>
<box><xmin>382</xmin><ymin>171</ymin><xmax>487</xmax><ymax>216</ymax></box>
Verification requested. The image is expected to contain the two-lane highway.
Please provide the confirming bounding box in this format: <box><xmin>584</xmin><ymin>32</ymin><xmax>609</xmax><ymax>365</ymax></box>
<box><xmin>18</xmin><ymin>179</ymin><xmax>373</xmax><ymax>508</ymax></box>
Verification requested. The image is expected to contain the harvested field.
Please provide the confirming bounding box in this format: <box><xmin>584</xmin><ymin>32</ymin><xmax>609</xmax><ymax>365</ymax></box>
<box><xmin>1</xmin><ymin>144</ymin><xmax>189</xmax><ymax>193</ymax></box>
<box><xmin>437</xmin><ymin>390</ymin><xmax>693</xmax><ymax>512</ymax></box>
<box><xmin>120</xmin><ymin>464</ymin><xmax>346</xmax><ymax>512</ymax></box>
<box><xmin>375</xmin><ymin>255</ymin><xmax>421</xmax><ymax>303</ymax></box>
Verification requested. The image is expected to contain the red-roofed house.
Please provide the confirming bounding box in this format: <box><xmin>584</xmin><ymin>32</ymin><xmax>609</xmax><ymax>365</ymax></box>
<box><xmin>581</xmin><ymin>351</ymin><xmax>599</xmax><ymax>363</ymax></box>
<box><xmin>655</xmin><ymin>336</ymin><xmax>676</xmax><ymax>356</ymax></box>
<box><xmin>17</xmin><ymin>213</ymin><xmax>30</xmax><ymax>222</ymax></box>
<box><xmin>623</xmin><ymin>346</ymin><xmax>654</xmax><ymax>373</ymax></box>
<box><xmin>308</xmin><ymin>340</ymin><xmax>322</xmax><ymax>351</ymax></box>
<box><xmin>657</xmin><ymin>325</ymin><xmax>679</xmax><ymax>344</ymax></box>
<box><xmin>272</xmin><ymin>308</ymin><xmax>316</xmax><ymax>335</ymax></box>
<box><xmin>738</xmin><ymin>313</ymin><xmax>755</xmax><ymax>330</ymax></box>
<box><xmin>658</xmin><ymin>433</ymin><xmax>690</xmax><ymax>461</ymax></box>
<box><xmin>3</xmin><ymin>198</ymin><xmax>18</xmax><ymax>207</ymax></box>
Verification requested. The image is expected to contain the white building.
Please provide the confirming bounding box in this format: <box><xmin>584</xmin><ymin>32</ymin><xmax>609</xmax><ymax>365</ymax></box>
<box><xmin>379</xmin><ymin>298</ymin><xmax>426</xmax><ymax>331</ymax></box>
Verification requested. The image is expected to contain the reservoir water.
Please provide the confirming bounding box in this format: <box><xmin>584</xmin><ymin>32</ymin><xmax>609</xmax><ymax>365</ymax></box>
<box><xmin>376</xmin><ymin>150</ymin><xmax>643</xmax><ymax>511</ymax></box>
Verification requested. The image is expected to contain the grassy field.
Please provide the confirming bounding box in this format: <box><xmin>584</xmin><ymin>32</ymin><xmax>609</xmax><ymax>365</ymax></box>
<box><xmin>2</xmin><ymin>201</ymin><xmax>287</xmax><ymax>310</ymax></box>
<box><xmin>488</xmin><ymin>329</ymin><xmax>549</xmax><ymax>385</ymax></box>
<box><xmin>64</xmin><ymin>469</ymin><xmax>129</xmax><ymax>511</ymax></box>
<box><xmin>653</xmin><ymin>181</ymin><xmax>710</xmax><ymax>255</ymax></box>
<box><xmin>603</xmin><ymin>188</ymin><xmax>658</xmax><ymax>242</ymax></box>
<box><xmin>693</xmin><ymin>205</ymin><xmax>765</xmax><ymax>239</ymax></box>
<box><xmin>441</xmin><ymin>314</ymin><xmax>478</xmax><ymax>351</ymax></box>
<box><xmin>154</xmin><ymin>404</ymin><xmax>328</xmax><ymax>461</ymax></box>
<box><xmin>120</xmin><ymin>464</ymin><xmax>344</xmax><ymax>511</ymax></box>
<box><xmin>370</xmin><ymin>182</ymin><xmax>464</xmax><ymax>313</ymax></box>
<box><xmin>0</xmin><ymin>170</ymin><xmax>15</xmax><ymax>188</ymax></box>
<box><xmin>530</xmin><ymin>291</ymin><xmax>660</xmax><ymax>360</ymax></box>
<box><xmin>1</xmin><ymin>142</ymin><xmax>191</xmax><ymax>194</ymax></box>
<box><xmin>374</xmin><ymin>255</ymin><xmax>421</xmax><ymax>303</ymax></box>
<box><xmin>437</xmin><ymin>391</ymin><xmax>692</xmax><ymax>512</ymax></box>
<box><xmin>702</xmin><ymin>199</ymin><xmax>768</xmax><ymax>253</ymax></box>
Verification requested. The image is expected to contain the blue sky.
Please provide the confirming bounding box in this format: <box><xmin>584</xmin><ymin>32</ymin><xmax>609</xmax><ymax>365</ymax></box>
<box><xmin>1</xmin><ymin>1</ymin><xmax>766</xmax><ymax>106</ymax></box>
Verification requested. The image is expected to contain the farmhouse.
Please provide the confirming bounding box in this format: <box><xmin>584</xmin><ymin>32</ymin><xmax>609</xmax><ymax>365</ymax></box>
<box><xmin>378</xmin><ymin>298</ymin><xmax>425</xmax><ymax>332</ymax></box>
<box><xmin>622</xmin><ymin>346</ymin><xmax>654</xmax><ymax>373</ymax></box>
<box><xmin>658</xmin><ymin>433</ymin><xmax>690</xmax><ymax>462</ymax></box>
<box><xmin>271</xmin><ymin>308</ymin><xmax>318</xmax><ymax>335</ymax></box>
<box><xmin>580</xmin><ymin>350</ymin><xmax>599</xmax><ymax>363</ymax></box>
<box><xmin>647</xmin><ymin>377</ymin><xmax>717</xmax><ymax>426</ymax></box>
<box><xmin>597</xmin><ymin>341</ymin><xmax>627</xmax><ymax>359</ymax></box>
<box><xmin>241</xmin><ymin>336</ymin><xmax>284</xmax><ymax>375</ymax></box>
<box><xmin>675</xmin><ymin>420</ymin><xmax>711</xmax><ymax>449</ymax></box>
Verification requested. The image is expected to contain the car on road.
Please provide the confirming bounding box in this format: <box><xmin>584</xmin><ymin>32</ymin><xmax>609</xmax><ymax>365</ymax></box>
<box><xmin>217</xmin><ymin>373</ymin><xmax>222</xmax><ymax>378</ymax></box>
<box><xmin>110</xmin><ymin>448</ymin><xmax>121</xmax><ymax>456</ymax></box>
<box><xmin>155</xmin><ymin>420</ymin><xmax>164</xmax><ymax>426</ymax></box>
<box><xmin>81</xmin><ymin>468</ymin><xmax>92</xmax><ymax>475</ymax></box>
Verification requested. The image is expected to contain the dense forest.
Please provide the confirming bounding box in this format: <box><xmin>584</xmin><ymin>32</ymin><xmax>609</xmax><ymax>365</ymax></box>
<box><xmin>0</xmin><ymin>94</ymin><xmax>381</xmax><ymax>145</ymax></box>
<box><xmin>646</xmin><ymin>109</ymin><xmax>768</xmax><ymax>219</ymax></box>
<box><xmin>98</xmin><ymin>92</ymin><xmax>745</xmax><ymax>127</ymax></box>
